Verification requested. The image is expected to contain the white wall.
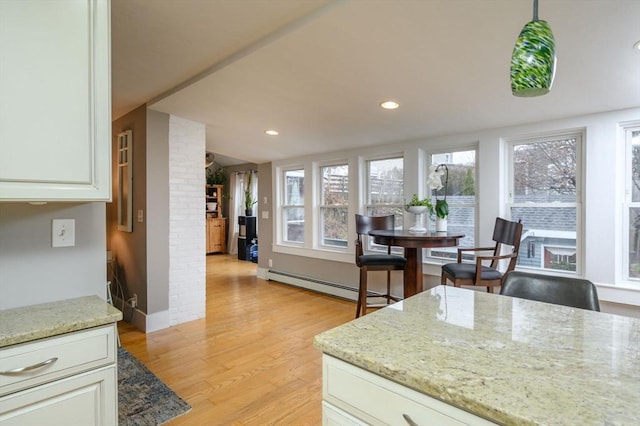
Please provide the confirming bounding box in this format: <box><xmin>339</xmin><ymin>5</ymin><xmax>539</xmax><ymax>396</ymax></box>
<box><xmin>167</xmin><ymin>115</ymin><xmax>206</xmax><ymax>326</ymax></box>
<box><xmin>0</xmin><ymin>202</ymin><xmax>106</xmax><ymax>310</ymax></box>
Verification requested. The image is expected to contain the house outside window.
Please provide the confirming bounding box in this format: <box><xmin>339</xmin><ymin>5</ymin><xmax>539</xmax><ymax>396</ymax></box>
<box><xmin>624</xmin><ymin>125</ymin><xmax>640</xmax><ymax>281</ymax></box>
<box><xmin>365</xmin><ymin>157</ymin><xmax>403</xmax><ymax>252</ymax></box>
<box><xmin>319</xmin><ymin>163</ymin><xmax>349</xmax><ymax>248</ymax></box>
<box><xmin>427</xmin><ymin>149</ymin><xmax>477</xmax><ymax>260</ymax></box>
<box><xmin>507</xmin><ymin>132</ymin><xmax>583</xmax><ymax>274</ymax></box>
<box><xmin>282</xmin><ymin>168</ymin><xmax>304</xmax><ymax>243</ymax></box>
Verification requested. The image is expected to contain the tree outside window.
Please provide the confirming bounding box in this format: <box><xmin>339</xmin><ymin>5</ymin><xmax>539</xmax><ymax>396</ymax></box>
<box><xmin>365</xmin><ymin>157</ymin><xmax>404</xmax><ymax>217</ymax></box>
<box><xmin>508</xmin><ymin>134</ymin><xmax>581</xmax><ymax>273</ymax></box>
<box><xmin>320</xmin><ymin>164</ymin><xmax>348</xmax><ymax>248</ymax></box>
<box><xmin>283</xmin><ymin>169</ymin><xmax>304</xmax><ymax>243</ymax></box>
<box><xmin>365</xmin><ymin>157</ymin><xmax>403</xmax><ymax>252</ymax></box>
<box><xmin>626</xmin><ymin>127</ymin><xmax>640</xmax><ymax>280</ymax></box>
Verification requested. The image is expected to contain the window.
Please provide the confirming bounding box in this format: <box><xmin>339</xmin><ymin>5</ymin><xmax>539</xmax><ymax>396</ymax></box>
<box><xmin>319</xmin><ymin>163</ymin><xmax>349</xmax><ymax>248</ymax></box>
<box><xmin>624</xmin><ymin>125</ymin><xmax>640</xmax><ymax>281</ymax></box>
<box><xmin>364</xmin><ymin>157</ymin><xmax>403</xmax><ymax>252</ymax></box>
<box><xmin>282</xmin><ymin>169</ymin><xmax>304</xmax><ymax>243</ymax></box>
<box><xmin>365</xmin><ymin>157</ymin><xmax>404</xmax><ymax>222</ymax></box>
<box><xmin>507</xmin><ymin>133</ymin><xmax>582</xmax><ymax>273</ymax></box>
<box><xmin>427</xmin><ymin>149</ymin><xmax>477</xmax><ymax>259</ymax></box>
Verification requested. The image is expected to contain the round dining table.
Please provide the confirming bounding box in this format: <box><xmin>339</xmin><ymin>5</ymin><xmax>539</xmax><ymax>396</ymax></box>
<box><xmin>368</xmin><ymin>230</ymin><xmax>464</xmax><ymax>298</ymax></box>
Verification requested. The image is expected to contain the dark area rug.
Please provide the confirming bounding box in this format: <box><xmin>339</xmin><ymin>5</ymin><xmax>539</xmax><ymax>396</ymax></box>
<box><xmin>118</xmin><ymin>347</ymin><xmax>191</xmax><ymax>425</ymax></box>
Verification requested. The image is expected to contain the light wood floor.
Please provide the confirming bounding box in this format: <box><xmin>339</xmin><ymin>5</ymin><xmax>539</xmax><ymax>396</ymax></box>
<box><xmin>118</xmin><ymin>254</ymin><xmax>354</xmax><ymax>425</ymax></box>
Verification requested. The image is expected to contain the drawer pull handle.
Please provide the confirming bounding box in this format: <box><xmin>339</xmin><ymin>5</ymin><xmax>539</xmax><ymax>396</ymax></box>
<box><xmin>0</xmin><ymin>357</ymin><xmax>58</xmax><ymax>375</ymax></box>
<box><xmin>402</xmin><ymin>413</ymin><xmax>419</xmax><ymax>426</ymax></box>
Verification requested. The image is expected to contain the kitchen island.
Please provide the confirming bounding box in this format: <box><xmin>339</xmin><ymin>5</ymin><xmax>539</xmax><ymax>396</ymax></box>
<box><xmin>314</xmin><ymin>285</ymin><xmax>640</xmax><ymax>425</ymax></box>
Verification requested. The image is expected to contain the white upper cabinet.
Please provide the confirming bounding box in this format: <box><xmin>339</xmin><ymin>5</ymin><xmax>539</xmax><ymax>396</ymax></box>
<box><xmin>0</xmin><ymin>0</ymin><xmax>111</xmax><ymax>201</ymax></box>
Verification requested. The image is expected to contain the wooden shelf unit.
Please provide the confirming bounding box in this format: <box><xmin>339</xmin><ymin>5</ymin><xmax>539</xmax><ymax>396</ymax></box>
<box><xmin>206</xmin><ymin>184</ymin><xmax>226</xmax><ymax>254</ymax></box>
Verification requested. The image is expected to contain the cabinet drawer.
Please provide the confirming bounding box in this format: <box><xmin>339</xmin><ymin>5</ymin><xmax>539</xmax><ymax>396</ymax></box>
<box><xmin>323</xmin><ymin>355</ymin><xmax>496</xmax><ymax>426</ymax></box>
<box><xmin>0</xmin><ymin>325</ymin><xmax>115</xmax><ymax>397</ymax></box>
<box><xmin>323</xmin><ymin>401</ymin><xmax>366</xmax><ymax>426</ymax></box>
<box><xmin>0</xmin><ymin>365</ymin><xmax>116</xmax><ymax>426</ymax></box>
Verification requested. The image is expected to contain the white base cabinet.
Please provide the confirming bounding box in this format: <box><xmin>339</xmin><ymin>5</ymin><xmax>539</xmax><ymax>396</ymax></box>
<box><xmin>0</xmin><ymin>324</ymin><xmax>117</xmax><ymax>425</ymax></box>
<box><xmin>322</xmin><ymin>355</ymin><xmax>497</xmax><ymax>426</ymax></box>
<box><xmin>0</xmin><ymin>366</ymin><xmax>115</xmax><ymax>426</ymax></box>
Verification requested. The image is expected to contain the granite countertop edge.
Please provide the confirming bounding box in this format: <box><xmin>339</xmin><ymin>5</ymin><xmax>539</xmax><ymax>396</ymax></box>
<box><xmin>313</xmin><ymin>336</ymin><xmax>519</xmax><ymax>426</ymax></box>
<box><xmin>0</xmin><ymin>295</ymin><xmax>123</xmax><ymax>348</ymax></box>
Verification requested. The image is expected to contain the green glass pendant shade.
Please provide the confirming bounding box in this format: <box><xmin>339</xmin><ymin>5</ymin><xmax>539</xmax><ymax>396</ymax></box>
<box><xmin>510</xmin><ymin>19</ymin><xmax>556</xmax><ymax>97</ymax></box>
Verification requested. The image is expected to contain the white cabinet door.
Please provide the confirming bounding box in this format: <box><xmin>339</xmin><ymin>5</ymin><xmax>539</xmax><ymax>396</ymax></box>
<box><xmin>0</xmin><ymin>0</ymin><xmax>111</xmax><ymax>201</ymax></box>
<box><xmin>0</xmin><ymin>365</ymin><xmax>117</xmax><ymax>426</ymax></box>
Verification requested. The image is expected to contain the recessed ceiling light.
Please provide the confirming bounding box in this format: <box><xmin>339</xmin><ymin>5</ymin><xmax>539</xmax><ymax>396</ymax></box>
<box><xmin>265</xmin><ymin>129</ymin><xmax>279</xmax><ymax>136</ymax></box>
<box><xmin>634</xmin><ymin>40</ymin><xmax>640</xmax><ymax>50</ymax></box>
<box><xmin>380</xmin><ymin>101</ymin><xmax>399</xmax><ymax>110</ymax></box>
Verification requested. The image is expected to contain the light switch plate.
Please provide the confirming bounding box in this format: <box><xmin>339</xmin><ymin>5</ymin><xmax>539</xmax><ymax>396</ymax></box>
<box><xmin>52</xmin><ymin>219</ymin><xmax>75</xmax><ymax>247</ymax></box>
<box><xmin>261</xmin><ymin>210</ymin><xmax>269</xmax><ymax>219</ymax></box>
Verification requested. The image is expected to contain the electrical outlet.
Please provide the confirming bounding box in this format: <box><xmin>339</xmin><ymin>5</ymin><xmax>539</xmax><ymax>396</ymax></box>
<box><xmin>130</xmin><ymin>294</ymin><xmax>137</xmax><ymax>308</ymax></box>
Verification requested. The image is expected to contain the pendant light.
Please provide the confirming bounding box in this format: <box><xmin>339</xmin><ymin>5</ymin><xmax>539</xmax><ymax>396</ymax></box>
<box><xmin>510</xmin><ymin>0</ymin><xmax>556</xmax><ymax>97</ymax></box>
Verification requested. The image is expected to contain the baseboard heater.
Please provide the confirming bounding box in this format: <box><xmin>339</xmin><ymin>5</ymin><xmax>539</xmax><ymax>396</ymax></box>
<box><xmin>266</xmin><ymin>270</ymin><xmax>358</xmax><ymax>301</ymax></box>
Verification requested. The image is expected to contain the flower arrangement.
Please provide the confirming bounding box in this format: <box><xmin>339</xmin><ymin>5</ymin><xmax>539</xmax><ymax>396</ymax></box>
<box><xmin>428</xmin><ymin>164</ymin><xmax>449</xmax><ymax>219</ymax></box>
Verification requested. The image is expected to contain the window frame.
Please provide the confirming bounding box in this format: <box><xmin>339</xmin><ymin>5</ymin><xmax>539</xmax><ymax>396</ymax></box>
<box><xmin>317</xmin><ymin>161</ymin><xmax>350</xmax><ymax>251</ymax></box>
<box><xmin>278</xmin><ymin>166</ymin><xmax>306</xmax><ymax>247</ymax></box>
<box><xmin>505</xmin><ymin>130</ymin><xmax>584</xmax><ymax>276</ymax></box>
<box><xmin>622</xmin><ymin>123</ymin><xmax>640</xmax><ymax>282</ymax></box>
<box><xmin>363</xmin><ymin>154</ymin><xmax>405</xmax><ymax>217</ymax></box>
<box><xmin>363</xmin><ymin>154</ymin><xmax>405</xmax><ymax>253</ymax></box>
<box><xmin>424</xmin><ymin>146</ymin><xmax>478</xmax><ymax>261</ymax></box>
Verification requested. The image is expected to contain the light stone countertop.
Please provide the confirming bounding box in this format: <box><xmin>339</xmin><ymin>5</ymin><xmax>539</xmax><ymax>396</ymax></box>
<box><xmin>314</xmin><ymin>285</ymin><xmax>640</xmax><ymax>426</ymax></box>
<box><xmin>0</xmin><ymin>296</ymin><xmax>123</xmax><ymax>348</ymax></box>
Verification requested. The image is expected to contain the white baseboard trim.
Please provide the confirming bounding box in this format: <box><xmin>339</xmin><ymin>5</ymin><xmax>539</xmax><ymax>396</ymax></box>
<box><xmin>145</xmin><ymin>310</ymin><xmax>170</xmax><ymax>332</ymax></box>
<box><xmin>257</xmin><ymin>266</ymin><xmax>269</xmax><ymax>280</ymax></box>
<box><xmin>266</xmin><ymin>270</ymin><xmax>358</xmax><ymax>301</ymax></box>
<box><xmin>594</xmin><ymin>283</ymin><xmax>640</xmax><ymax>307</ymax></box>
<box><xmin>112</xmin><ymin>295</ymin><xmax>170</xmax><ymax>333</ymax></box>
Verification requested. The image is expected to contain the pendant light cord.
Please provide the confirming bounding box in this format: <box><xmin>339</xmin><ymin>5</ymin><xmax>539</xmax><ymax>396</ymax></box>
<box><xmin>532</xmin><ymin>0</ymin><xmax>539</xmax><ymax>21</ymax></box>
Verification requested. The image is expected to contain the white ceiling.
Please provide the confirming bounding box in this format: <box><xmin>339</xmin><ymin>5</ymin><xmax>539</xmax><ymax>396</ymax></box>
<box><xmin>112</xmin><ymin>0</ymin><xmax>640</xmax><ymax>166</ymax></box>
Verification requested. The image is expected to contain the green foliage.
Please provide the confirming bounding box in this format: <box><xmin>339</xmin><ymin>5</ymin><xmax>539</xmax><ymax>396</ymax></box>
<box><xmin>406</xmin><ymin>194</ymin><xmax>433</xmax><ymax>210</ymax></box>
<box><xmin>463</xmin><ymin>168</ymin><xmax>475</xmax><ymax>195</ymax></box>
<box><xmin>435</xmin><ymin>199</ymin><xmax>449</xmax><ymax>219</ymax></box>
<box><xmin>245</xmin><ymin>172</ymin><xmax>257</xmax><ymax>210</ymax></box>
<box><xmin>206</xmin><ymin>167</ymin><xmax>226</xmax><ymax>185</ymax></box>
<box><xmin>549</xmin><ymin>261</ymin><xmax>576</xmax><ymax>272</ymax></box>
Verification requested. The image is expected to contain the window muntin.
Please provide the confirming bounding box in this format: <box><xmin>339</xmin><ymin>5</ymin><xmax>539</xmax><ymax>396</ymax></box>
<box><xmin>320</xmin><ymin>164</ymin><xmax>349</xmax><ymax>248</ymax></box>
<box><xmin>428</xmin><ymin>150</ymin><xmax>477</xmax><ymax>260</ymax></box>
<box><xmin>283</xmin><ymin>169</ymin><xmax>304</xmax><ymax>243</ymax></box>
<box><xmin>625</xmin><ymin>127</ymin><xmax>640</xmax><ymax>281</ymax></box>
<box><xmin>508</xmin><ymin>134</ymin><xmax>581</xmax><ymax>273</ymax></box>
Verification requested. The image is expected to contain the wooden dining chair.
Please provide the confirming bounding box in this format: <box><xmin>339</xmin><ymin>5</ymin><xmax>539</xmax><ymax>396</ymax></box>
<box><xmin>355</xmin><ymin>214</ymin><xmax>407</xmax><ymax>318</ymax></box>
<box><xmin>440</xmin><ymin>217</ymin><xmax>523</xmax><ymax>293</ymax></box>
